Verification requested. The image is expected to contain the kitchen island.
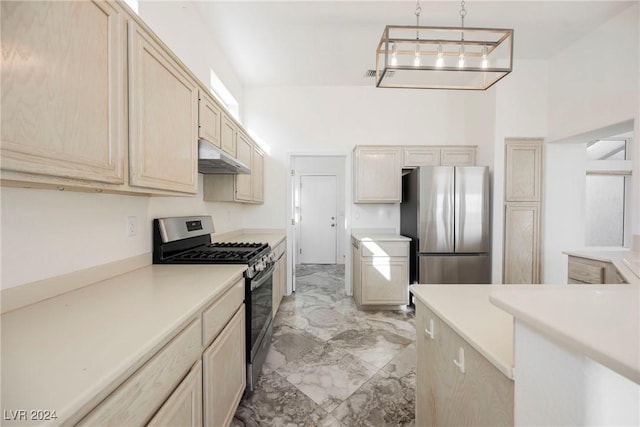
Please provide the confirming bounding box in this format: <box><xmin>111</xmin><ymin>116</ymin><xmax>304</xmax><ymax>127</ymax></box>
<box><xmin>411</xmin><ymin>285</ymin><xmax>514</xmax><ymax>427</ymax></box>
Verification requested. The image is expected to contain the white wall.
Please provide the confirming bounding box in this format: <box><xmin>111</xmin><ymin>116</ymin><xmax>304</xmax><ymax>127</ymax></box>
<box><xmin>492</xmin><ymin>60</ymin><xmax>549</xmax><ymax>283</ymax></box>
<box><xmin>547</xmin><ymin>3</ymin><xmax>640</xmax><ymax>240</ymax></box>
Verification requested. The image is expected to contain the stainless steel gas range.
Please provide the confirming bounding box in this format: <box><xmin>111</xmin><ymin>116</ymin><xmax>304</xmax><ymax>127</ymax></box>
<box><xmin>152</xmin><ymin>216</ymin><xmax>274</xmax><ymax>393</ymax></box>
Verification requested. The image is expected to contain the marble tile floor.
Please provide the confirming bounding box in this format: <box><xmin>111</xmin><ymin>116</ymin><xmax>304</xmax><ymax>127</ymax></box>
<box><xmin>232</xmin><ymin>264</ymin><xmax>416</xmax><ymax>427</ymax></box>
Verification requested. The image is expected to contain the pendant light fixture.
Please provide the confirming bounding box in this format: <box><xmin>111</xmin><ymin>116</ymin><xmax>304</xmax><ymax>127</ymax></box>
<box><xmin>375</xmin><ymin>0</ymin><xmax>513</xmax><ymax>90</ymax></box>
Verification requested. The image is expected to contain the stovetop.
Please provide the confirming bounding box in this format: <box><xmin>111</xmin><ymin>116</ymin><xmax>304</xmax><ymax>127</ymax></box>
<box><xmin>169</xmin><ymin>242</ymin><xmax>270</xmax><ymax>264</ymax></box>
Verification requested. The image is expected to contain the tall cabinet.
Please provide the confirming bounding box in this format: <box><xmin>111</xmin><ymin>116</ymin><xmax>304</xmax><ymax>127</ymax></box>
<box><xmin>503</xmin><ymin>139</ymin><xmax>543</xmax><ymax>284</ymax></box>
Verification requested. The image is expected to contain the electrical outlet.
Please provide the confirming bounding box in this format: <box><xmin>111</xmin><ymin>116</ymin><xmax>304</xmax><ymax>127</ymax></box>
<box><xmin>127</xmin><ymin>216</ymin><xmax>137</xmax><ymax>237</ymax></box>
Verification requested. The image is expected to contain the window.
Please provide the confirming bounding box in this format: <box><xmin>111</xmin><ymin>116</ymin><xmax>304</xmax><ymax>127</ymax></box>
<box><xmin>209</xmin><ymin>69</ymin><xmax>239</xmax><ymax>121</ymax></box>
<box><xmin>585</xmin><ymin>137</ymin><xmax>632</xmax><ymax>247</ymax></box>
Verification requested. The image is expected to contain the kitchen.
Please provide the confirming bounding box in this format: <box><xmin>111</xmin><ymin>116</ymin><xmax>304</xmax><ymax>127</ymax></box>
<box><xmin>1</xmin><ymin>1</ymin><xmax>639</xmax><ymax>426</ymax></box>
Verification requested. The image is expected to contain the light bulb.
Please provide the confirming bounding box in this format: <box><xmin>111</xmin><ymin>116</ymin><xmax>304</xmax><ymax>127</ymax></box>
<box><xmin>414</xmin><ymin>44</ymin><xmax>421</xmax><ymax>67</ymax></box>
<box><xmin>391</xmin><ymin>43</ymin><xmax>398</xmax><ymax>66</ymax></box>
<box><xmin>436</xmin><ymin>44</ymin><xmax>444</xmax><ymax>68</ymax></box>
<box><xmin>458</xmin><ymin>45</ymin><xmax>465</xmax><ymax>68</ymax></box>
<box><xmin>481</xmin><ymin>45</ymin><xmax>489</xmax><ymax>69</ymax></box>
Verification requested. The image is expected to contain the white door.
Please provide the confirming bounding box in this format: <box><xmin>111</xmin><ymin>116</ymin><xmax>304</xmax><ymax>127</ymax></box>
<box><xmin>299</xmin><ymin>175</ymin><xmax>337</xmax><ymax>264</ymax></box>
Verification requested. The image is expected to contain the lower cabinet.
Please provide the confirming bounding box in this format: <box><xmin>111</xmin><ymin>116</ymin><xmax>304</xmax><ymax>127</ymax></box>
<box><xmin>416</xmin><ymin>300</ymin><xmax>514</xmax><ymax>426</ymax></box>
<box><xmin>351</xmin><ymin>237</ymin><xmax>409</xmax><ymax>307</ymax></box>
<box><xmin>147</xmin><ymin>361</ymin><xmax>203</xmax><ymax>427</ymax></box>
<box><xmin>567</xmin><ymin>256</ymin><xmax>628</xmax><ymax>284</ymax></box>
<box><xmin>203</xmin><ymin>306</ymin><xmax>246</xmax><ymax>427</ymax></box>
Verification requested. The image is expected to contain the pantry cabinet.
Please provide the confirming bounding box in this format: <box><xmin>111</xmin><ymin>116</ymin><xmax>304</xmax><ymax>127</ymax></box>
<box><xmin>416</xmin><ymin>299</ymin><xmax>514</xmax><ymax>426</ymax></box>
<box><xmin>353</xmin><ymin>146</ymin><xmax>403</xmax><ymax>203</ymax></box>
<box><xmin>351</xmin><ymin>236</ymin><xmax>409</xmax><ymax>307</ymax></box>
<box><xmin>128</xmin><ymin>21</ymin><xmax>198</xmax><ymax>194</ymax></box>
<box><xmin>0</xmin><ymin>0</ymin><xmax>126</xmax><ymax>185</ymax></box>
<box><xmin>503</xmin><ymin>139</ymin><xmax>544</xmax><ymax>284</ymax></box>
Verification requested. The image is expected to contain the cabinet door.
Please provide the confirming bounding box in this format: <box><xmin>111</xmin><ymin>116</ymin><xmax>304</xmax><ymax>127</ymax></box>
<box><xmin>353</xmin><ymin>146</ymin><xmax>402</xmax><ymax>203</ymax></box>
<box><xmin>1</xmin><ymin>1</ymin><xmax>125</xmax><ymax>184</ymax></box>
<box><xmin>128</xmin><ymin>22</ymin><xmax>198</xmax><ymax>194</ymax></box>
<box><xmin>416</xmin><ymin>301</ymin><xmax>513</xmax><ymax>427</ymax></box>
<box><xmin>351</xmin><ymin>240</ymin><xmax>362</xmax><ymax>305</ymax></box>
<box><xmin>504</xmin><ymin>140</ymin><xmax>542</xmax><ymax>202</ymax></box>
<box><xmin>403</xmin><ymin>147</ymin><xmax>440</xmax><ymax>167</ymax></box>
<box><xmin>441</xmin><ymin>147</ymin><xmax>476</xmax><ymax>166</ymax></box>
<box><xmin>198</xmin><ymin>92</ymin><xmax>221</xmax><ymax>147</ymax></box>
<box><xmin>361</xmin><ymin>258</ymin><xmax>408</xmax><ymax>305</ymax></box>
<box><xmin>252</xmin><ymin>147</ymin><xmax>265</xmax><ymax>203</ymax></box>
<box><xmin>503</xmin><ymin>203</ymin><xmax>541</xmax><ymax>284</ymax></box>
<box><xmin>234</xmin><ymin>132</ymin><xmax>253</xmax><ymax>201</ymax></box>
<box><xmin>221</xmin><ymin>113</ymin><xmax>237</xmax><ymax>157</ymax></box>
<box><xmin>147</xmin><ymin>361</ymin><xmax>203</xmax><ymax>427</ymax></box>
<box><xmin>272</xmin><ymin>259</ymin><xmax>282</xmax><ymax>319</ymax></box>
<box><xmin>203</xmin><ymin>306</ymin><xmax>246</xmax><ymax>427</ymax></box>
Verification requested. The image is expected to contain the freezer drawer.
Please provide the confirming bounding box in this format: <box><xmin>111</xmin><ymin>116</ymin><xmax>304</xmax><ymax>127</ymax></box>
<box><xmin>419</xmin><ymin>255</ymin><xmax>491</xmax><ymax>284</ymax></box>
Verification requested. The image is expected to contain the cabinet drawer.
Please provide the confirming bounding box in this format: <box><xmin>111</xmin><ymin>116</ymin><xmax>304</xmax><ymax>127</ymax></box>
<box><xmin>568</xmin><ymin>260</ymin><xmax>604</xmax><ymax>284</ymax></box>
<box><xmin>360</xmin><ymin>241</ymin><xmax>408</xmax><ymax>257</ymax></box>
<box><xmin>202</xmin><ymin>277</ymin><xmax>245</xmax><ymax>347</ymax></box>
<box><xmin>78</xmin><ymin>319</ymin><xmax>202</xmax><ymax>426</ymax></box>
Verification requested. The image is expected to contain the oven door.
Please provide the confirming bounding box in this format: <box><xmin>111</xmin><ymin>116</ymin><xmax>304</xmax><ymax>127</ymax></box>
<box><xmin>248</xmin><ymin>263</ymin><xmax>274</xmax><ymax>362</ymax></box>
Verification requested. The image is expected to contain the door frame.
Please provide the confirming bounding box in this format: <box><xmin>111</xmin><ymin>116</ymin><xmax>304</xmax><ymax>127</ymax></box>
<box><xmin>297</xmin><ymin>173</ymin><xmax>339</xmax><ymax>265</ymax></box>
<box><xmin>286</xmin><ymin>153</ymin><xmax>351</xmax><ymax>296</ymax></box>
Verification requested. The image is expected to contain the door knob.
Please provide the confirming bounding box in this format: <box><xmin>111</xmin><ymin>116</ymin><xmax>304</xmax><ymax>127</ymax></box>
<box><xmin>331</xmin><ymin>224</ymin><xmax>335</xmax><ymax>227</ymax></box>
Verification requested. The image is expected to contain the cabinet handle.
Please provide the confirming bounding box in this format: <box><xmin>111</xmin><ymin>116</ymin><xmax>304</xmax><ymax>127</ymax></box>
<box><xmin>453</xmin><ymin>346</ymin><xmax>466</xmax><ymax>374</ymax></box>
<box><xmin>424</xmin><ymin>318</ymin><xmax>435</xmax><ymax>340</ymax></box>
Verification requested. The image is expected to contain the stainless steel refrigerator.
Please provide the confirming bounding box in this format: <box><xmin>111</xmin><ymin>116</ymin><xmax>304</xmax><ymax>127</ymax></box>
<box><xmin>401</xmin><ymin>166</ymin><xmax>491</xmax><ymax>284</ymax></box>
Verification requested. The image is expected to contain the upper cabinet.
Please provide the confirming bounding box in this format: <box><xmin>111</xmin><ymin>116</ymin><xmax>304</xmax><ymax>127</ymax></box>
<box><xmin>234</xmin><ymin>131</ymin><xmax>253</xmax><ymax>201</ymax></box>
<box><xmin>221</xmin><ymin>113</ymin><xmax>237</xmax><ymax>157</ymax></box>
<box><xmin>203</xmin><ymin>134</ymin><xmax>264</xmax><ymax>205</ymax></box>
<box><xmin>128</xmin><ymin>21</ymin><xmax>198</xmax><ymax>194</ymax></box>
<box><xmin>0</xmin><ymin>1</ymin><xmax>126</xmax><ymax>185</ymax></box>
<box><xmin>354</xmin><ymin>145</ymin><xmax>477</xmax><ymax>203</ymax></box>
<box><xmin>505</xmin><ymin>139</ymin><xmax>542</xmax><ymax>202</ymax></box>
<box><xmin>353</xmin><ymin>146</ymin><xmax>403</xmax><ymax>203</ymax></box>
<box><xmin>198</xmin><ymin>91</ymin><xmax>222</xmax><ymax>148</ymax></box>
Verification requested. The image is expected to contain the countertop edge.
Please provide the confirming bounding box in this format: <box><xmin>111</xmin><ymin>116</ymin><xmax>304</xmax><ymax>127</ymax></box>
<box><xmin>489</xmin><ymin>291</ymin><xmax>640</xmax><ymax>385</ymax></box>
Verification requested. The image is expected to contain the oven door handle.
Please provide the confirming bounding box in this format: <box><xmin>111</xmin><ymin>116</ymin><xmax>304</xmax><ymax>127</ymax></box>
<box><xmin>250</xmin><ymin>263</ymin><xmax>275</xmax><ymax>291</ymax></box>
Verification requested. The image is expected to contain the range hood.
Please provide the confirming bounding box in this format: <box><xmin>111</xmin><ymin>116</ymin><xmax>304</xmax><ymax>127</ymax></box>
<box><xmin>198</xmin><ymin>139</ymin><xmax>250</xmax><ymax>174</ymax></box>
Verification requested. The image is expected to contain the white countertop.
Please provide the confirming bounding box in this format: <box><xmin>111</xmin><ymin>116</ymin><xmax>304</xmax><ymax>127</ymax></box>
<box><xmin>563</xmin><ymin>249</ymin><xmax>640</xmax><ymax>284</ymax></box>
<box><xmin>410</xmin><ymin>284</ymin><xmax>514</xmax><ymax>379</ymax></box>
<box><xmin>1</xmin><ymin>264</ymin><xmax>246</xmax><ymax>425</ymax></box>
<box><xmin>352</xmin><ymin>232</ymin><xmax>411</xmax><ymax>242</ymax></box>
<box><xmin>490</xmin><ymin>285</ymin><xmax>640</xmax><ymax>384</ymax></box>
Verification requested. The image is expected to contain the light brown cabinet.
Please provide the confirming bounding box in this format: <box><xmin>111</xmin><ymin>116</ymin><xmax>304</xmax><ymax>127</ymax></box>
<box><xmin>235</xmin><ymin>131</ymin><xmax>253</xmax><ymax>201</ymax></box>
<box><xmin>503</xmin><ymin>203</ymin><xmax>541</xmax><ymax>284</ymax></box>
<box><xmin>1</xmin><ymin>0</ymin><xmax>126</xmax><ymax>185</ymax></box>
<box><xmin>203</xmin><ymin>306</ymin><xmax>246</xmax><ymax>427</ymax></box>
<box><xmin>402</xmin><ymin>147</ymin><xmax>441</xmax><ymax>167</ymax></box>
<box><xmin>198</xmin><ymin>91</ymin><xmax>222</xmax><ymax>148</ymax></box>
<box><xmin>402</xmin><ymin>145</ymin><xmax>477</xmax><ymax>168</ymax></box>
<box><xmin>567</xmin><ymin>256</ymin><xmax>628</xmax><ymax>284</ymax></box>
<box><xmin>351</xmin><ymin>237</ymin><xmax>409</xmax><ymax>306</ymax></box>
<box><xmin>221</xmin><ymin>113</ymin><xmax>237</xmax><ymax>157</ymax></box>
<box><xmin>503</xmin><ymin>139</ymin><xmax>543</xmax><ymax>284</ymax></box>
<box><xmin>441</xmin><ymin>147</ymin><xmax>477</xmax><ymax>166</ymax></box>
<box><xmin>203</xmin><ymin>136</ymin><xmax>265</xmax><ymax>204</ymax></box>
<box><xmin>147</xmin><ymin>361</ymin><xmax>203</xmax><ymax>427</ymax></box>
<box><xmin>416</xmin><ymin>300</ymin><xmax>513</xmax><ymax>426</ymax></box>
<box><xmin>128</xmin><ymin>21</ymin><xmax>198</xmax><ymax>194</ymax></box>
<box><xmin>353</xmin><ymin>146</ymin><xmax>403</xmax><ymax>203</ymax></box>
<box><xmin>505</xmin><ymin>140</ymin><xmax>542</xmax><ymax>202</ymax></box>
